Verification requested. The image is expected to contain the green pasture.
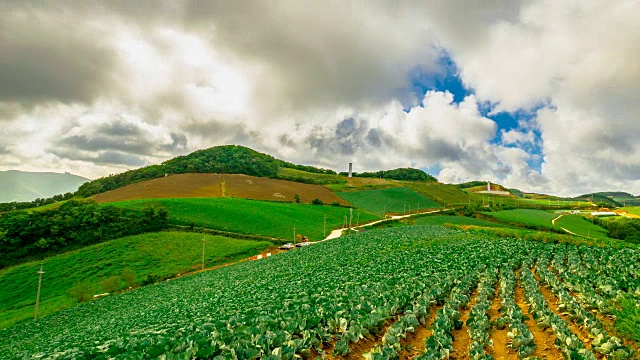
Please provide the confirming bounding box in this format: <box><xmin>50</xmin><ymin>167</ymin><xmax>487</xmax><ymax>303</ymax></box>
<box><xmin>111</xmin><ymin>198</ymin><xmax>379</xmax><ymax>240</ymax></box>
<box><xmin>0</xmin><ymin>231</ymin><xmax>272</xmax><ymax>330</ymax></box>
<box><xmin>337</xmin><ymin>187</ymin><xmax>440</xmax><ymax>216</ymax></box>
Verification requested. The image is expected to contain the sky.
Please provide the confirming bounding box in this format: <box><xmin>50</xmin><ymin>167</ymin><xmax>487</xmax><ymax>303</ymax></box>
<box><xmin>0</xmin><ymin>0</ymin><xmax>639</xmax><ymax>197</ymax></box>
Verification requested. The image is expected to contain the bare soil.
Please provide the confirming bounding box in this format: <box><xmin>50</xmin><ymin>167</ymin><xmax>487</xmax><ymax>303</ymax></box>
<box><xmin>515</xmin><ymin>271</ymin><xmax>564</xmax><ymax>359</ymax></box>
<box><xmin>323</xmin><ymin>318</ymin><xmax>397</xmax><ymax>360</ymax></box>
<box><xmin>93</xmin><ymin>173</ymin><xmax>350</xmax><ymax>205</ymax></box>
<box><xmin>450</xmin><ymin>289</ymin><xmax>479</xmax><ymax>359</ymax></box>
<box><xmin>486</xmin><ymin>286</ymin><xmax>516</xmax><ymax>360</ymax></box>
<box><xmin>532</xmin><ymin>270</ymin><xmax>595</xmax><ymax>353</ymax></box>
<box><xmin>399</xmin><ymin>305</ymin><xmax>440</xmax><ymax>359</ymax></box>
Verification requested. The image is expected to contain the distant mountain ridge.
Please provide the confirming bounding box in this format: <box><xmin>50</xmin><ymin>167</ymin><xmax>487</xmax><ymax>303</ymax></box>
<box><xmin>0</xmin><ymin>170</ymin><xmax>89</xmax><ymax>202</ymax></box>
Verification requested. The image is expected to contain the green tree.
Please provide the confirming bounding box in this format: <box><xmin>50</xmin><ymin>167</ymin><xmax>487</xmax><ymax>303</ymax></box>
<box><xmin>294</xmin><ymin>194</ymin><xmax>301</xmax><ymax>204</ymax></box>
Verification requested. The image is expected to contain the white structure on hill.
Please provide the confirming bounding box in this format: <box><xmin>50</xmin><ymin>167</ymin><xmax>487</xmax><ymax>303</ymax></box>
<box><xmin>478</xmin><ymin>181</ymin><xmax>511</xmax><ymax>196</ymax></box>
<box><xmin>348</xmin><ymin>163</ymin><xmax>352</xmax><ymax>178</ymax></box>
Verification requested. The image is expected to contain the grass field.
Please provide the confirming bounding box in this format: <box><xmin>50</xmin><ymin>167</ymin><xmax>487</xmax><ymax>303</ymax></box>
<box><xmin>555</xmin><ymin>214</ymin><xmax>610</xmax><ymax>239</ymax></box>
<box><xmin>336</xmin><ymin>187</ymin><xmax>440</xmax><ymax>215</ymax></box>
<box><xmin>402</xmin><ymin>182</ymin><xmax>475</xmax><ymax>206</ymax></box>
<box><xmin>111</xmin><ymin>198</ymin><xmax>379</xmax><ymax>240</ymax></box>
<box><xmin>93</xmin><ymin>173</ymin><xmax>348</xmax><ymax>205</ymax></box>
<box><xmin>414</xmin><ymin>215</ymin><xmax>508</xmax><ymax>228</ymax></box>
<box><xmin>483</xmin><ymin>209</ymin><xmax>557</xmax><ymax>229</ymax></box>
<box><xmin>0</xmin><ymin>232</ymin><xmax>272</xmax><ymax>330</ymax></box>
<box><xmin>624</xmin><ymin>206</ymin><xmax>640</xmax><ymax>215</ymax></box>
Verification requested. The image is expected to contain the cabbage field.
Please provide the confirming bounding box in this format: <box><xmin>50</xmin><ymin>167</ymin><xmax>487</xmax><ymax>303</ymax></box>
<box><xmin>0</xmin><ymin>226</ymin><xmax>638</xmax><ymax>359</ymax></box>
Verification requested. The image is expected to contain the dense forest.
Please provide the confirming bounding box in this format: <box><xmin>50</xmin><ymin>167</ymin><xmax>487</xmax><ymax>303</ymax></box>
<box><xmin>0</xmin><ymin>200</ymin><xmax>168</xmax><ymax>268</ymax></box>
<box><xmin>340</xmin><ymin>168</ymin><xmax>437</xmax><ymax>182</ymax></box>
<box><xmin>591</xmin><ymin>217</ymin><xmax>640</xmax><ymax>243</ymax></box>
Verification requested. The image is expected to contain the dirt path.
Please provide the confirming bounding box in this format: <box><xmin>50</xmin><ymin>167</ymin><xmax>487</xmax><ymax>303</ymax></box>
<box><xmin>531</xmin><ymin>270</ymin><xmax>595</xmax><ymax>353</ymax></box>
<box><xmin>450</xmin><ymin>289</ymin><xmax>479</xmax><ymax>359</ymax></box>
<box><xmin>399</xmin><ymin>305</ymin><xmax>440</xmax><ymax>359</ymax></box>
<box><xmin>322</xmin><ymin>208</ymin><xmax>451</xmax><ymax>241</ymax></box>
<box><xmin>486</xmin><ymin>286</ymin><xmax>515</xmax><ymax>359</ymax></box>
<box><xmin>552</xmin><ymin>214</ymin><xmax>565</xmax><ymax>225</ymax></box>
<box><xmin>515</xmin><ymin>271</ymin><xmax>563</xmax><ymax>359</ymax></box>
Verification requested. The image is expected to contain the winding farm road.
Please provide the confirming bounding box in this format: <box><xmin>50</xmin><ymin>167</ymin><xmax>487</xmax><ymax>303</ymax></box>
<box><xmin>321</xmin><ymin>208</ymin><xmax>451</xmax><ymax>241</ymax></box>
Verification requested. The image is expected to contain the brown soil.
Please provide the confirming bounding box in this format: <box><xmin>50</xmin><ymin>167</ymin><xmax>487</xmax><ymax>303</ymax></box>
<box><xmin>532</xmin><ymin>270</ymin><xmax>595</xmax><ymax>352</ymax></box>
<box><xmin>93</xmin><ymin>173</ymin><xmax>350</xmax><ymax>205</ymax></box>
<box><xmin>515</xmin><ymin>273</ymin><xmax>563</xmax><ymax>359</ymax></box>
<box><xmin>450</xmin><ymin>289</ymin><xmax>479</xmax><ymax>359</ymax></box>
<box><xmin>323</xmin><ymin>318</ymin><xmax>397</xmax><ymax>360</ymax></box>
<box><xmin>399</xmin><ymin>305</ymin><xmax>440</xmax><ymax>359</ymax></box>
<box><xmin>486</xmin><ymin>287</ymin><xmax>517</xmax><ymax>360</ymax></box>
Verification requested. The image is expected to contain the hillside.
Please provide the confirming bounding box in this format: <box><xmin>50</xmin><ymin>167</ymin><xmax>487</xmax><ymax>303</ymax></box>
<box><xmin>0</xmin><ymin>170</ymin><xmax>88</xmax><ymax>202</ymax></box>
<box><xmin>93</xmin><ymin>173</ymin><xmax>348</xmax><ymax>205</ymax></box>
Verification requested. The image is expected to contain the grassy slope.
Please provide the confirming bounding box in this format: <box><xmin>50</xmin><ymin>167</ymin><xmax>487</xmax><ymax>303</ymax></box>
<box><xmin>336</xmin><ymin>187</ymin><xmax>440</xmax><ymax>216</ymax></box>
<box><xmin>483</xmin><ymin>209</ymin><xmax>557</xmax><ymax>229</ymax></box>
<box><xmin>111</xmin><ymin>198</ymin><xmax>379</xmax><ymax>240</ymax></box>
<box><xmin>624</xmin><ymin>206</ymin><xmax>640</xmax><ymax>215</ymax></box>
<box><xmin>555</xmin><ymin>214</ymin><xmax>610</xmax><ymax>239</ymax></box>
<box><xmin>0</xmin><ymin>232</ymin><xmax>272</xmax><ymax>330</ymax></box>
<box><xmin>402</xmin><ymin>182</ymin><xmax>476</xmax><ymax>205</ymax></box>
<box><xmin>415</xmin><ymin>215</ymin><xmax>508</xmax><ymax>228</ymax></box>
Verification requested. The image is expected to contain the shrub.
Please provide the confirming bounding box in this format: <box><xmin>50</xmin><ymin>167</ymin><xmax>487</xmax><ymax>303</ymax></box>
<box><xmin>67</xmin><ymin>281</ymin><xmax>94</xmax><ymax>303</ymax></box>
<box><xmin>100</xmin><ymin>276</ymin><xmax>122</xmax><ymax>294</ymax></box>
<box><xmin>311</xmin><ymin>198</ymin><xmax>324</xmax><ymax>205</ymax></box>
<box><xmin>121</xmin><ymin>268</ymin><xmax>136</xmax><ymax>287</ymax></box>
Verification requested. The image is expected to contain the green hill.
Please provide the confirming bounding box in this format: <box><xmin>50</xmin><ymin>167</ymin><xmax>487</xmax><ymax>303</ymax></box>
<box><xmin>110</xmin><ymin>198</ymin><xmax>380</xmax><ymax>240</ymax></box>
<box><xmin>0</xmin><ymin>170</ymin><xmax>88</xmax><ymax>203</ymax></box>
<box><xmin>0</xmin><ymin>231</ymin><xmax>272</xmax><ymax>330</ymax></box>
<box><xmin>337</xmin><ymin>187</ymin><xmax>440</xmax><ymax>215</ymax></box>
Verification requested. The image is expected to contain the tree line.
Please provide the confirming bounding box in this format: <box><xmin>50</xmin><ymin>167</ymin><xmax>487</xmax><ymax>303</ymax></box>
<box><xmin>339</xmin><ymin>168</ymin><xmax>437</xmax><ymax>182</ymax></box>
<box><xmin>0</xmin><ymin>199</ymin><xmax>168</xmax><ymax>268</ymax></box>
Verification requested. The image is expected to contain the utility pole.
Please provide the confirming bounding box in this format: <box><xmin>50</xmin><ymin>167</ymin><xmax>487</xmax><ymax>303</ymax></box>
<box><xmin>349</xmin><ymin>209</ymin><xmax>353</xmax><ymax>235</ymax></box>
<box><xmin>408</xmin><ymin>204</ymin><xmax>411</xmax><ymax>214</ymax></box>
<box><xmin>344</xmin><ymin>216</ymin><xmax>347</xmax><ymax>229</ymax></box>
<box><xmin>34</xmin><ymin>265</ymin><xmax>44</xmax><ymax>319</ymax></box>
<box><xmin>293</xmin><ymin>225</ymin><xmax>297</xmax><ymax>246</ymax></box>
<box><xmin>404</xmin><ymin>204</ymin><xmax>406</xmax><ymax>214</ymax></box>
<box><xmin>201</xmin><ymin>236</ymin><xmax>206</xmax><ymax>270</ymax></box>
<box><xmin>323</xmin><ymin>215</ymin><xmax>327</xmax><ymax>238</ymax></box>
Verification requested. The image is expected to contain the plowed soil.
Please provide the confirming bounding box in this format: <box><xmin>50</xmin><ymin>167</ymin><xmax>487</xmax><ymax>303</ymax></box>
<box><xmin>450</xmin><ymin>289</ymin><xmax>478</xmax><ymax>359</ymax></box>
<box><xmin>487</xmin><ymin>287</ymin><xmax>515</xmax><ymax>359</ymax></box>
<box><xmin>399</xmin><ymin>305</ymin><xmax>440</xmax><ymax>359</ymax></box>
<box><xmin>515</xmin><ymin>271</ymin><xmax>564</xmax><ymax>359</ymax></box>
<box><xmin>324</xmin><ymin>319</ymin><xmax>396</xmax><ymax>360</ymax></box>
<box><xmin>93</xmin><ymin>173</ymin><xmax>350</xmax><ymax>205</ymax></box>
<box><xmin>532</xmin><ymin>270</ymin><xmax>595</xmax><ymax>353</ymax></box>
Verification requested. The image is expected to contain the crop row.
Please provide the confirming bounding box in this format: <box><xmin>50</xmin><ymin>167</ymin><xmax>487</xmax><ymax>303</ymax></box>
<box><xmin>0</xmin><ymin>226</ymin><xmax>638</xmax><ymax>359</ymax></box>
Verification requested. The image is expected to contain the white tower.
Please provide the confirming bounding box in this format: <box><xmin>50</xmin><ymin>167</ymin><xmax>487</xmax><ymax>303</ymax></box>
<box><xmin>348</xmin><ymin>163</ymin><xmax>353</xmax><ymax>178</ymax></box>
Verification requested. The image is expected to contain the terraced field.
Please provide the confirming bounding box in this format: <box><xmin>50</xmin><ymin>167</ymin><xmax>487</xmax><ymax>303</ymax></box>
<box><xmin>2</xmin><ymin>226</ymin><xmax>638</xmax><ymax>359</ymax></box>
<box><xmin>337</xmin><ymin>187</ymin><xmax>440</xmax><ymax>215</ymax></box>
<box><xmin>484</xmin><ymin>209</ymin><xmax>558</xmax><ymax>229</ymax></box>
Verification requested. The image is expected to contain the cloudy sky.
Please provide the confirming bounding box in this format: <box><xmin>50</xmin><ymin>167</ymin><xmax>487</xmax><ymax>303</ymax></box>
<box><xmin>0</xmin><ymin>0</ymin><xmax>638</xmax><ymax>196</ymax></box>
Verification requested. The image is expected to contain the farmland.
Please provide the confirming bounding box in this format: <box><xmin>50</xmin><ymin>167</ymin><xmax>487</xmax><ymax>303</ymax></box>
<box><xmin>483</xmin><ymin>209</ymin><xmax>558</xmax><ymax>229</ymax></box>
<box><xmin>402</xmin><ymin>182</ymin><xmax>476</xmax><ymax>206</ymax></box>
<box><xmin>414</xmin><ymin>215</ymin><xmax>508</xmax><ymax>228</ymax></box>
<box><xmin>624</xmin><ymin>206</ymin><xmax>640</xmax><ymax>216</ymax></box>
<box><xmin>111</xmin><ymin>198</ymin><xmax>379</xmax><ymax>240</ymax></box>
<box><xmin>556</xmin><ymin>214</ymin><xmax>610</xmax><ymax>239</ymax></box>
<box><xmin>0</xmin><ymin>232</ymin><xmax>272</xmax><ymax>330</ymax></box>
<box><xmin>93</xmin><ymin>173</ymin><xmax>348</xmax><ymax>205</ymax></box>
<box><xmin>337</xmin><ymin>187</ymin><xmax>440</xmax><ymax>215</ymax></box>
<box><xmin>1</xmin><ymin>226</ymin><xmax>638</xmax><ymax>359</ymax></box>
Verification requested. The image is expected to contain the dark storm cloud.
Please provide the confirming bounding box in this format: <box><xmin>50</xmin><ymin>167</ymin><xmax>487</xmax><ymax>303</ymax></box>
<box><xmin>0</xmin><ymin>145</ymin><xmax>10</xmax><ymax>155</ymax></box>
<box><xmin>0</xmin><ymin>8</ymin><xmax>116</xmax><ymax>104</ymax></box>
<box><xmin>58</xmin><ymin>134</ymin><xmax>156</xmax><ymax>155</ymax></box>
<box><xmin>163</xmin><ymin>132</ymin><xmax>188</xmax><ymax>152</ymax></box>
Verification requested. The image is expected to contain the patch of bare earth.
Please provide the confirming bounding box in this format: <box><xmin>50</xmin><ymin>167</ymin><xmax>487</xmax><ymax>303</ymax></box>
<box><xmin>449</xmin><ymin>289</ymin><xmax>478</xmax><ymax>359</ymax></box>
<box><xmin>320</xmin><ymin>318</ymin><xmax>397</xmax><ymax>360</ymax></box>
<box><xmin>532</xmin><ymin>270</ymin><xmax>596</xmax><ymax>354</ymax></box>
<box><xmin>399</xmin><ymin>305</ymin><xmax>440</xmax><ymax>359</ymax></box>
<box><xmin>515</xmin><ymin>271</ymin><xmax>563</xmax><ymax>359</ymax></box>
<box><xmin>486</xmin><ymin>286</ymin><xmax>516</xmax><ymax>360</ymax></box>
